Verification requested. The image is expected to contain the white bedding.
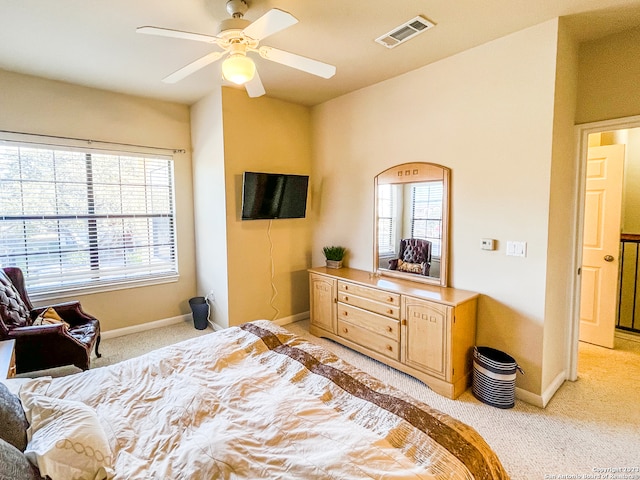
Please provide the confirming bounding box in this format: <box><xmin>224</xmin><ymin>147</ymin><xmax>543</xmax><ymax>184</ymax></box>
<box><xmin>18</xmin><ymin>321</ymin><xmax>507</xmax><ymax>480</ymax></box>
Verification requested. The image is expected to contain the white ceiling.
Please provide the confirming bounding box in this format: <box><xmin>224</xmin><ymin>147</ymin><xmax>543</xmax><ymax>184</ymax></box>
<box><xmin>1</xmin><ymin>0</ymin><xmax>640</xmax><ymax>107</ymax></box>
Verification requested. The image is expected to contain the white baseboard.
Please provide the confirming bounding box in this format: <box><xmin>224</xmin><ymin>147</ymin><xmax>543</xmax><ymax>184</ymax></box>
<box><xmin>207</xmin><ymin>311</ymin><xmax>310</xmax><ymax>332</ymax></box>
<box><xmin>101</xmin><ymin>314</ymin><xmax>191</xmax><ymax>340</ymax></box>
<box><xmin>541</xmin><ymin>370</ymin><xmax>566</xmax><ymax>407</ymax></box>
<box><xmin>515</xmin><ymin>387</ymin><xmax>543</xmax><ymax>408</ymax></box>
<box><xmin>209</xmin><ymin>320</ymin><xmax>224</xmax><ymax>331</ymax></box>
<box><xmin>273</xmin><ymin>311</ymin><xmax>310</xmax><ymax>326</ymax></box>
<box><xmin>515</xmin><ymin>370</ymin><xmax>566</xmax><ymax>408</ymax></box>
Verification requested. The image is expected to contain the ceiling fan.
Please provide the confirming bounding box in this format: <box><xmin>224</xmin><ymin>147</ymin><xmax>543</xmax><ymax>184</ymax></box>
<box><xmin>137</xmin><ymin>0</ymin><xmax>336</xmax><ymax>98</ymax></box>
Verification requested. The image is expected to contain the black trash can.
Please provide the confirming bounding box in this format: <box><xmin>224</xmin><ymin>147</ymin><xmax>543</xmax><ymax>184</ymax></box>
<box><xmin>188</xmin><ymin>297</ymin><xmax>209</xmax><ymax>330</ymax></box>
<box><xmin>472</xmin><ymin>346</ymin><xmax>523</xmax><ymax>409</ymax></box>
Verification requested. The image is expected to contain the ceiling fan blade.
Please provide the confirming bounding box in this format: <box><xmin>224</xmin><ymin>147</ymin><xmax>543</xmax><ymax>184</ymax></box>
<box><xmin>162</xmin><ymin>51</ymin><xmax>225</xmax><ymax>83</ymax></box>
<box><xmin>242</xmin><ymin>9</ymin><xmax>298</xmax><ymax>41</ymax></box>
<box><xmin>258</xmin><ymin>46</ymin><xmax>336</xmax><ymax>79</ymax></box>
<box><xmin>244</xmin><ymin>70</ymin><xmax>266</xmax><ymax>98</ymax></box>
<box><xmin>137</xmin><ymin>26</ymin><xmax>218</xmax><ymax>44</ymax></box>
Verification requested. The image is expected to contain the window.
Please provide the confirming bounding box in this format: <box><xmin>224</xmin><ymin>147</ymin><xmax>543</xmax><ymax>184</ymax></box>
<box><xmin>377</xmin><ymin>184</ymin><xmax>397</xmax><ymax>255</ymax></box>
<box><xmin>0</xmin><ymin>138</ymin><xmax>177</xmax><ymax>296</ymax></box>
<box><xmin>410</xmin><ymin>182</ymin><xmax>442</xmax><ymax>257</ymax></box>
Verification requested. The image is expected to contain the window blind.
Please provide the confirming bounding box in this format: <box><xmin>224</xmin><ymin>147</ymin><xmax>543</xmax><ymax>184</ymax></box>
<box><xmin>410</xmin><ymin>182</ymin><xmax>442</xmax><ymax>257</ymax></box>
<box><xmin>0</xmin><ymin>140</ymin><xmax>177</xmax><ymax>294</ymax></box>
<box><xmin>377</xmin><ymin>184</ymin><xmax>396</xmax><ymax>255</ymax></box>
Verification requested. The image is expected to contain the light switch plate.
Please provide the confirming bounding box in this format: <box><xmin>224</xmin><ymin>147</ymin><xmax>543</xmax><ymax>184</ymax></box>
<box><xmin>506</xmin><ymin>241</ymin><xmax>527</xmax><ymax>257</ymax></box>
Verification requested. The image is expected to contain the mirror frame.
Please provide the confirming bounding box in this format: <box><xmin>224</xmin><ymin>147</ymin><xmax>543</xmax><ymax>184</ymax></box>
<box><xmin>373</xmin><ymin>162</ymin><xmax>450</xmax><ymax>287</ymax></box>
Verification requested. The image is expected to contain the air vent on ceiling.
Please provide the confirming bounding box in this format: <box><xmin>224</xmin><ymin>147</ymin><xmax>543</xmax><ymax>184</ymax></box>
<box><xmin>375</xmin><ymin>16</ymin><xmax>435</xmax><ymax>49</ymax></box>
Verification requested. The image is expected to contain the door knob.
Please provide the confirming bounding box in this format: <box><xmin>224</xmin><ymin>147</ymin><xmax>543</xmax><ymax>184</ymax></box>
<box><xmin>604</xmin><ymin>255</ymin><xmax>614</xmax><ymax>262</ymax></box>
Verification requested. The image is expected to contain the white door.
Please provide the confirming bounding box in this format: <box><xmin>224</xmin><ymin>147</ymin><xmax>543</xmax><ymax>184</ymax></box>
<box><xmin>579</xmin><ymin>144</ymin><xmax>625</xmax><ymax>348</ymax></box>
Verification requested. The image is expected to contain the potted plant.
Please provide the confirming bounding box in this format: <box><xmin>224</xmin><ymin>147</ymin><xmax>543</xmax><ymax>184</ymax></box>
<box><xmin>323</xmin><ymin>246</ymin><xmax>347</xmax><ymax>269</ymax></box>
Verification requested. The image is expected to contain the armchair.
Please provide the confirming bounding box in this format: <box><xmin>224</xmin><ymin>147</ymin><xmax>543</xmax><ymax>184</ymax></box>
<box><xmin>388</xmin><ymin>238</ymin><xmax>432</xmax><ymax>276</ymax></box>
<box><xmin>0</xmin><ymin>267</ymin><xmax>101</xmax><ymax>374</ymax></box>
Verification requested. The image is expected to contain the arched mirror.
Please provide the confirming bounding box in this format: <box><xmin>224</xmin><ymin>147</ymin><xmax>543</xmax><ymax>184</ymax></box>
<box><xmin>374</xmin><ymin>162</ymin><xmax>450</xmax><ymax>286</ymax></box>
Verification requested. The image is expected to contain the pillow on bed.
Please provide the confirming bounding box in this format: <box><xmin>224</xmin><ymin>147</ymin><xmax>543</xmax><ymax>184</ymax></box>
<box><xmin>19</xmin><ymin>393</ymin><xmax>114</xmax><ymax>480</ymax></box>
<box><xmin>0</xmin><ymin>382</ymin><xmax>29</xmax><ymax>452</ymax></box>
<box><xmin>0</xmin><ymin>438</ymin><xmax>41</xmax><ymax>480</ymax></box>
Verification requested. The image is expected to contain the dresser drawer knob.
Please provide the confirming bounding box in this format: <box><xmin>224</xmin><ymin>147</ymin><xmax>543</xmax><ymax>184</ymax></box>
<box><xmin>343</xmin><ymin>327</ymin><xmax>349</xmax><ymax>334</ymax></box>
<box><xmin>342</xmin><ymin>311</ymin><xmax>348</xmax><ymax>316</ymax></box>
<box><xmin>388</xmin><ymin>296</ymin><xmax>393</xmax><ymax>302</ymax></box>
<box><xmin>386</xmin><ymin>326</ymin><xmax>393</xmax><ymax>332</ymax></box>
<box><xmin>344</xmin><ymin>285</ymin><xmax>349</xmax><ymax>291</ymax></box>
<box><xmin>344</xmin><ymin>296</ymin><xmax>349</xmax><ymax>302</ymax></box>
<box><xmin>387</xmin><ymin>309</ymin><xmax>393</xmax><ymax>315</ymax></box>
<box><xmin>386</xmin><ymin>345</ymin><xmax>393</xmax><ymax>351</ymax></box>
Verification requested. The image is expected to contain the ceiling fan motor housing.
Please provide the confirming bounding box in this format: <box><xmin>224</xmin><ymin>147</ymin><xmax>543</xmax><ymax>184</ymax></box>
<box><xmin>217</xmin><ymin>17</ymin><xmax>251</xmax><ymax>37</ymax></box>
<box><xmin>226</xmin><ymin>0</ymin><xmax>248</xmax><ymax>18</ymax></box>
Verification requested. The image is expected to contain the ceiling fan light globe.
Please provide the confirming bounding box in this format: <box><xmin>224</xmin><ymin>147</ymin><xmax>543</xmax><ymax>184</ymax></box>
<box><xmin>222</xmin><ymin>54</ymin><xmax>256</xmax><ymax>85</ymax></box>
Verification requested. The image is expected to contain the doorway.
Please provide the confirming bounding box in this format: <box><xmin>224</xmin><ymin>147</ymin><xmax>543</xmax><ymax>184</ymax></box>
<box><xmin>569</xmin><ymin>115</ymin><xmax>640</xmax><ymax>380</ymax></box>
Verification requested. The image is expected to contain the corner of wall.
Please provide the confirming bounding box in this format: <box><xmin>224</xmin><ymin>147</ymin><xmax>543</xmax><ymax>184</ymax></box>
<box><xmin>191</xmin><ymin>88</ymin><xmax>231</xmax><ymax>328</ymax></box>
<box><xmin>541</xmin><ymin>17</ymin><xmax>579</xmax><ymax>398</ymax></box>
<box><xmin>516</xmin><ymin>369</ymin><xmax>566</xmax><ymax>408</ymax></box>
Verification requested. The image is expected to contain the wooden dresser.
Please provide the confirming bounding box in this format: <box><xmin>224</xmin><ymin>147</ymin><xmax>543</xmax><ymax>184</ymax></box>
<box><xmin>308</xmin><ymin>267</ymin><xmax>478</xmax><ymax>399</ymax></box>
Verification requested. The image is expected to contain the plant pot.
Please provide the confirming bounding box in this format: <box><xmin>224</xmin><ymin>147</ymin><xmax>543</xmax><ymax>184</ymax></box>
<box><xmin>326</xmin><ymin>260</ymin><xmax>343</xmax><ymax>269</ymax></box>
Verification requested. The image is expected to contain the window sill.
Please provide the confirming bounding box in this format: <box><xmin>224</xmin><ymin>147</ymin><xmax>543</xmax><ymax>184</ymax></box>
<box><xmin>29</xmin><ymin>274</ymin><xmax>180</xmax><ymax>303</ymax></box>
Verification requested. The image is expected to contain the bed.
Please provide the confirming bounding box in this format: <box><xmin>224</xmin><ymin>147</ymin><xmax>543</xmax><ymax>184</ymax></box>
<box><xmin>0</xmin><ymin>320</ymin><xmax>509</xmax><ymax>479</ymax></box>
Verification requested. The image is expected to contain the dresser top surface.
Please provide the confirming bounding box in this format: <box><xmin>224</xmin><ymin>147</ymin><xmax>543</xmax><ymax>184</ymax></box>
<box><xmin>309</xmin><ymin>267</ymin><xmax>478</xmax><ymax>306</ymax></box>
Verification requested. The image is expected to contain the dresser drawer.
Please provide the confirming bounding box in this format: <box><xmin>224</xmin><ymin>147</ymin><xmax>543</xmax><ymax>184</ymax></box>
<box><xmin>337</xmin><ymin>303</ymin><xmax>399</xmax><ymax>341</ymax></box>
<box><xmin>338</xmin><ymin>292</ymin><xmax>400</xmax><ymax>319</ymax></box>
<box><xmin>337</xmin><ymin>319</ymin><xmax>399</xmax><ymax>360</ymax></box>
<box><xmin>338</xmin><ymin>281</ymin><xmax>400</xmax><ymax>306</ymax></box>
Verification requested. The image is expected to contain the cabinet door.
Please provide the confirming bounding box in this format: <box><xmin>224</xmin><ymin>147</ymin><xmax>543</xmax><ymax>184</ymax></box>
<box><xmin>401</xmin><ymin>296</ymin><xmax>452</xmax><ymax>380</ymax></box>
<box><xmin>309</xmin><ymin>273</ymin><xmax>337</xmax><ymax>333</ymax></box>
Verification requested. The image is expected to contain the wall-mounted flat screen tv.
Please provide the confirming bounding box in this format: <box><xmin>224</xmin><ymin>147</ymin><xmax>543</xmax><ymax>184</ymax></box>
<box><xmin>241</xmin><ymin>172</ymin><xmax>309</xmax><ymax>220</ymax></box>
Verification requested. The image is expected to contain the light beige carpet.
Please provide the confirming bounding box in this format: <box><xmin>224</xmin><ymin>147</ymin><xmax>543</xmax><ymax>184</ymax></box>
<box><xmin>21</xmin><ymin>319</ymin><xmax>640</xmax><ymax>479</ymax></box>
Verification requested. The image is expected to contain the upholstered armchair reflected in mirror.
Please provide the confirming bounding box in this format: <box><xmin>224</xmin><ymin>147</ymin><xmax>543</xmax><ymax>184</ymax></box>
<box><xmin>0</xmin><ymin>267</ymin><xmax>101</xmax><ymax>374</ymax></box>
<box><xmin>388</xmin><ymin>238</ymin><xmax>432</xmax><ymax>276</ymax></box>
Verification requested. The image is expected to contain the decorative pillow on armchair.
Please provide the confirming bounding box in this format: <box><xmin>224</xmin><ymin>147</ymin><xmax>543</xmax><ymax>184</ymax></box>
<box><xmin>396</xmin><ymin>260</ymin><xmax>425</xmax><ymax>274</ymax></box>
<box><xmin>32</xmin><ymin>307</ymin><xmax>69</xmax><ymax>329</ymax></box>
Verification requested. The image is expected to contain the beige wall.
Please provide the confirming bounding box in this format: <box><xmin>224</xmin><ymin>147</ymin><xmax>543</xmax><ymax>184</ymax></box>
<box><xmin>622</xmin><ymin>129</ymin><xmax>640</xmax><ymax>233</ymax></box>
<box><xmin>576</xmin><ymin>26</ymin><xmax>640</xmax><ymax>124</ymax></box>
<box><xmin>0</xmin><ymin>69</ymin><xmax>197</xmax><ymax>332</ymax></box>
<box><xmin>311</xmin><ymin>20</ymin><xmax>564</xmax><ymax>398</ymax></box>
<box><xmin>190</xmin><ymin>88</ymin><xmax>230</xmax><ymax>328</ymax></box>
<box><xmin>222</xmin><ymin>88</ymin><xmax>313</xmax><ymax>326</ymax></box>
<box><xmin>191</xmin><ymin>87</ymin><xmax>313</xmax><ymax>328</ymax></box>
